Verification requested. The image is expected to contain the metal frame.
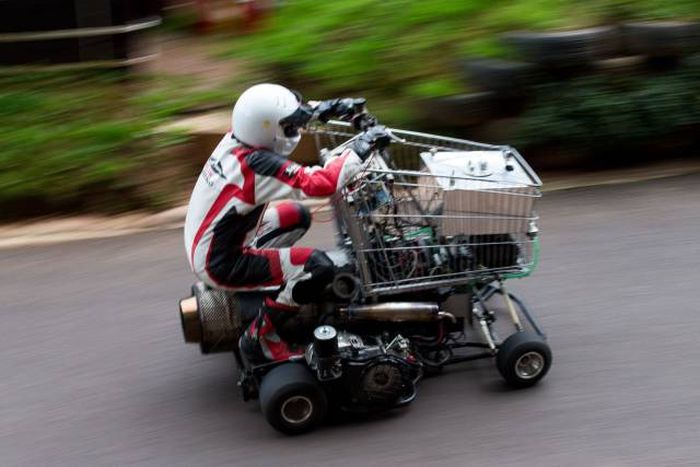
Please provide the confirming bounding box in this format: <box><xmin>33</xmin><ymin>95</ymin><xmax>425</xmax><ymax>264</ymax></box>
<box><xmin>406</xmin><ymin>280</ymin><xmax>547</xmax><ymax>368</ymax></box>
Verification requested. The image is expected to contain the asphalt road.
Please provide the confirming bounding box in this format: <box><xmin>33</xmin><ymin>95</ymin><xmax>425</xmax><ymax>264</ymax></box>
<box><xmin>2</xmin><ymin>175</ymin><xmax>700</xmax><ymax>466</ymax></box>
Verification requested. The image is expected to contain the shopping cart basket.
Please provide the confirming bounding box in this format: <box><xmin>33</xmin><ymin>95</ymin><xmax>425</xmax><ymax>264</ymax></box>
<box><xmin>308</xmin><ymin>121</ymin><xmax>542</xmax><ymax>298</ymax></box>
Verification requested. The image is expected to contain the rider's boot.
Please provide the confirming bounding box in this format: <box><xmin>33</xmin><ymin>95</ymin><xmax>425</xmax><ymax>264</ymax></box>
<box><xmin>239</xmin><ymin>303</ymin><xmax>304</xmax><ymax>365</ymax></box>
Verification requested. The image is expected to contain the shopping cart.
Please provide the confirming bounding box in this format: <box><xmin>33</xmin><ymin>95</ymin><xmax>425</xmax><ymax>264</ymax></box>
<box><xmin>309</xmin><ymin>121</ymin><xmax>542</xmax><ymax>299</ymax></box>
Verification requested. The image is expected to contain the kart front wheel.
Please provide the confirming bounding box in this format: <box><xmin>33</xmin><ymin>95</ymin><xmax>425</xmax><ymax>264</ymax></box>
<box><xmin>496</xmin><ymin>331</ymin><xmax>551</xmax><ymax>388</ymax></box>
<box><xmin>259</xmin><ymin>363</ymin><xmax>327</xmax><ymax>435</ymax></box>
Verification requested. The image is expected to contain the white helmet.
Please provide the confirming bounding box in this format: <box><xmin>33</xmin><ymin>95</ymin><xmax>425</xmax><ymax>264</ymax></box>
<box><xmin>231</xmin><ymin>83</ymin><xmax>311</xmax><ymax>156</ymax></box>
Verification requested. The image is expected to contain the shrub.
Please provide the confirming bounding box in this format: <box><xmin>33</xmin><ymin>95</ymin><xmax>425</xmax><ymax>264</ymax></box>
<box><xmin>515</xmin><ymin>67</ymin><xmax>700</xmax><ymax>158</ymax></box>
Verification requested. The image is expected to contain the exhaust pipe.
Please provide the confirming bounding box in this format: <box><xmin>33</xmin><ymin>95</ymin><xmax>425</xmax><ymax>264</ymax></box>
<box><xmin>178</xmin><ymin>282</ymin><xmax>243</xmax><ymax>354</ymax></box>
<box><xmin>344</xmin><ymin>302</ymin><xmax>440</xmax><ymax>322</ymax></box>
<box><xmin>179</xmin><ymin>296</ymin><xmax>202</xmax><ymax>343</ymax></box>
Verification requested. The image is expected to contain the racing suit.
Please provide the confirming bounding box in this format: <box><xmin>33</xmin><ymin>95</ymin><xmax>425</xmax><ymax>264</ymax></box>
<box><xmin>184</xmin><ymin>133</ymin><xmax>363</xmax><ymax>360</ymax></box>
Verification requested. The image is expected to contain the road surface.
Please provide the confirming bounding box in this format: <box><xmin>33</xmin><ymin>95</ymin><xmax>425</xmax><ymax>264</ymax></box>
<box><xmin>2</xmin><ymin>175</ymin><xmax>700</xmax><ymax>466</ymax></box>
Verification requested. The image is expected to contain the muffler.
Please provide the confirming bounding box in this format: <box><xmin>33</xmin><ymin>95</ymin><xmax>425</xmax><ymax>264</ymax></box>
<box><xmin>178</xmin><ymin>282</ymin><xmax>245</xmax><ymax>354</ymax></box>
<box><xmin>343</xmin><ymin>302</ymin><xmax>441</xmax><ymax>322</ymax></box>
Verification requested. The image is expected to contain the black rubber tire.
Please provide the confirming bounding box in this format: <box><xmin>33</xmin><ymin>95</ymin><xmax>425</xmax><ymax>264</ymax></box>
<box><xmin>496</xmin><ymin>331</ymin><xmax>551</xmax><ymax>389</ymax></box>
<box><xmin>502</xmin><ymin>26</ymin><xmax>619</xmax><ymax>68</ymax></box>
<box><xmin>259</xmin><ymin>363</ymin><xmax>327</xmax><ymax>435</ymax></box>
<box><xmin>460</xmin><ymin>58</ymin><xmax>537</xmax><ymax>96</ymax></box>
<box><xmin>623</xmin><ymin>21</ymin><xmax>700</xmax><ymax>58</ymax></box>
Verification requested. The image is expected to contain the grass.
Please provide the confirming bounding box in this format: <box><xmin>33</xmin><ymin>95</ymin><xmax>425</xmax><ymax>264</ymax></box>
<box><xmin>0</xmin><ymin>70</ymin><xmax>235</xmax><ymax>217</ymax></box>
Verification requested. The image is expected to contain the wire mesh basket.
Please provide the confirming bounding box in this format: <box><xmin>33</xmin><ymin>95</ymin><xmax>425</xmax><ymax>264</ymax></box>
<box><xmin>307</xmin><ymin>121</ymin><xmax>542</xmax><ymax>297</ymax></box>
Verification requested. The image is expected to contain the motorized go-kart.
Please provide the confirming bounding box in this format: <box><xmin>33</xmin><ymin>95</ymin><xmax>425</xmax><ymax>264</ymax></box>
<box><xmin>178</xmin><ymin>112</ymin><xmax>551</xmax><ymax>435</ymax></box>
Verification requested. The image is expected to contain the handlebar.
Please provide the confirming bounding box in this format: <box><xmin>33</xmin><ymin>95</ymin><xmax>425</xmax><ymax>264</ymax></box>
<box><xmin>316</xmin><ymin>106</ymin><xmax>404</xmax><ymax>166</ymax></box>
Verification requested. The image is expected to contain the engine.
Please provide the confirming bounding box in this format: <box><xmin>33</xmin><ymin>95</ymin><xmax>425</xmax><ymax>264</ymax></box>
<box><xmin>306</xmin><ymin>326</ymin><xmax>421</xmax><ymax>408</ymax></box>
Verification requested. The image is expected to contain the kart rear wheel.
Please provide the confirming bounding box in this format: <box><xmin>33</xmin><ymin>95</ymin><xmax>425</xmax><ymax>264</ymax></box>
<box><xmin>496</xmin><ymin>331</ymin><xmax>551</xmax><ymax>388</ymax></box>
<box><xmin>259</xmin><ymin>363</ymin><xmax>327</xmax><ymax>435</ymax></box>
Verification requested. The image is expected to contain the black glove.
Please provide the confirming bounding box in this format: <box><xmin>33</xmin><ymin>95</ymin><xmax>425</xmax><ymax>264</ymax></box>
<box><xmin>314</xmin><ymin>98</ymin><xmax>366</xmax><ymax>123</ymax></box>
<box><xmin>349</xmin><ymin>125</ymin><xmax>392</xmax><ymax>161</ymax></box>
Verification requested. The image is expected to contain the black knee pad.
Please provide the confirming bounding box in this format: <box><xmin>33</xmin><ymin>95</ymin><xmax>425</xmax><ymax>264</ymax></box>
<box><xmin>292</xmin><ymin>250</ymin><xmax>335</xmax><ymax>304</ymax></box>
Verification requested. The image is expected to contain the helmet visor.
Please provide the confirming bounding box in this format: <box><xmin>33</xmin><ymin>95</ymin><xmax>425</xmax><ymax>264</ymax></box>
<box><xmin>279</xmin><ymin>98</ymin><xmax>313</xmax><ymax>138</ymax></box>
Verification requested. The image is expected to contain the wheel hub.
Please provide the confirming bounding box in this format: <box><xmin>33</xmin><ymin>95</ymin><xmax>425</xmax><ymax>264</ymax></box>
<box><xmin>280</xmin><ymin>396</ymin><xmax>313</xmax><ymax>425</ymax></box>
<box><xmin>515</xmin><ymin>351</ymin><xmax>544</xmax><ymax>379</ymax></box>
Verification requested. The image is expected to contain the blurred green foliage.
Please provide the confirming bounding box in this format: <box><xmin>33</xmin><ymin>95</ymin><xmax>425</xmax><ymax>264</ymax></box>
<box><xmin>2</xmin><ymin>1</ymin><xmax>698</xmax><ymax>218</ymax></box>
<box><xmin>234</xmin><ymin>0</ymin><xmax>699</xmax><ymax>118</ymax></box>
<box><xmin>0</xmin><ymin>71</ymin><xmax>231</xmax><ymax>216</ymax></box>
<box><xmin>516</xmin><ymin>66</ymin><xmax>700</xmax><ymax>157</ymax></box>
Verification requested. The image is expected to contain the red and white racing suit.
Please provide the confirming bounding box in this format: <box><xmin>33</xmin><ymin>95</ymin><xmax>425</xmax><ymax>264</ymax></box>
<box><xmin>184</xmin><ymin>132</ymin><xmax>361</xmax><ymax>330</ymax></box>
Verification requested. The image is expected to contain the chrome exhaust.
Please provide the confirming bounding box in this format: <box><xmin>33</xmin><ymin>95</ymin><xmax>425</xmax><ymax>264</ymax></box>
<box><xmin>343</xmin><ymin>302</ymin><xmax>440</xmax><ymax>322</ymax></box>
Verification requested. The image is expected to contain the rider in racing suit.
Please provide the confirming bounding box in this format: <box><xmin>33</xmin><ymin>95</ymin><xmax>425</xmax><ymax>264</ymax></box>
<box><xmin>184</xmin><ymin>83</ymin><xmax>389</xmax><ymax>363</ymax></box>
